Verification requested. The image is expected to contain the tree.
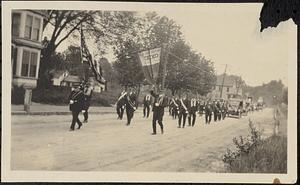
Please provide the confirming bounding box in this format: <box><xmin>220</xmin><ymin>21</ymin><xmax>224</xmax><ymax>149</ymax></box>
<box><xmin>39</xmin><ymin>10</ymin><xmax>139</xmax><ymax>88</ymax></box>
<box><xmin>165</xmin><ymin>40</ymin><xmax>216</xmax><ymax>96</ymax></box>
<box><xmin>243</xmin><ymin>80</ymin><xmax>285</xmax><ymax>105</ymax></box>
<box><xmin>112</xmin><ymin>12</ymin><xmax>184</xmax><ymax>90</ymax></box>
<box><xmin>112</xmin><ymin>40</ymin><xmax>144</xmax><ymax>89</ymax></box>
<box><xmin>111</xmin><ymin>12</ymin><xmax>216</xmax><ymax>96</ymax></box>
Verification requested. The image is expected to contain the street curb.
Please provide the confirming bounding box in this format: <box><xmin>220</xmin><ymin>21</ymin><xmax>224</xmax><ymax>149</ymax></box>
<box><xmin>11</xmin><ymin>111</ymin><xmax>115</xmax><ymax>116</ymax></box>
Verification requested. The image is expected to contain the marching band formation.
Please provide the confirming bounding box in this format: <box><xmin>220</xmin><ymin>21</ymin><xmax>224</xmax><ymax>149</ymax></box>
<box><xmin>68</xmin><ymin>82</ymin><xmax>262</xmax><ymax>134</ymax></box>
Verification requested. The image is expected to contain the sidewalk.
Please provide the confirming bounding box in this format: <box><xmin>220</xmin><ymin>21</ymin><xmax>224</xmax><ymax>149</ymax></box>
<box><xmin>12</xmin><ymin>102</ymin><xmax>116</xmax><ymax>116</ymax></box>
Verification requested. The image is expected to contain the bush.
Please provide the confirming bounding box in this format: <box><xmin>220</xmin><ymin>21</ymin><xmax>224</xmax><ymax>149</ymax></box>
<box><xmin>223</xmin><ymin>120</ymin><xmax>287</xmax><ymax>173</ymax></box>
<box><xmin>32</xmin><ymin>86</ymin><xmax>71</xmax><ymax>105</ymax></box>
<box><xmin>32</xmin><ymin>86</ymin><xmax>115</xmax><ymax>107</ymax></box>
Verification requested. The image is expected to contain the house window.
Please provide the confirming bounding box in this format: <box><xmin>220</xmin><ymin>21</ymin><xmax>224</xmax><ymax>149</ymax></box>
<box><xmin>33</xmin><ymin>17</ymin><xmax>41</xmax><ymax>41</ymax></box>
<box><xmin>21</xmin><ymin>50</ymin><xmax>38</xmax><ymax>78</ymax></box>
<box><xmin>25</xmin><ymin>15</ymin><xmax>41</xmax><ymax>41</ymax></box>
<box><xmin>12</xmin><ymin>13</ymin><xmax>21</xmax><ymax>37</ymax></box>
<box><xmin>219</xmin><ymin>86</ymin><xmax>222</xmax><ymax>91</ymax></box>
<box><xmin>227</xmin><ymin>87</ymin><xmax>230</xmax><ymax>92</ymax></box>
<box><xmin>25</xmin><ymin>15</ymin><xmax>33</xmax><ymax>39</ymax></box>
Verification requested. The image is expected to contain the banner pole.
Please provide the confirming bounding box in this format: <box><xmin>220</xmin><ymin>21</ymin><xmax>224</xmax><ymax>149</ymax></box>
<box><xmin>148</xmin><ymin>49</ymin><xmax>154</xmax><ymax>81</ymax></box>
<box><xmin>161</xmin><ymin>43</ymin><xmax>169</xmax><ymax>90</ymax></box>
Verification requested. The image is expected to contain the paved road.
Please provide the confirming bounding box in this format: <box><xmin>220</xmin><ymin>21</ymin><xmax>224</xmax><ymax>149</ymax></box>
<box><xmin>11</xmin><ymin>108</ymin><xmax>277</xmax><ymax>172</ymax></box>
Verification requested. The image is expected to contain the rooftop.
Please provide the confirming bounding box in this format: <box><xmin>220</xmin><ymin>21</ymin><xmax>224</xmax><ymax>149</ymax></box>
<box><xmin>216</xmin><ymin>74</ymin><xmax>238</xmax><ymax>87</ymax></box>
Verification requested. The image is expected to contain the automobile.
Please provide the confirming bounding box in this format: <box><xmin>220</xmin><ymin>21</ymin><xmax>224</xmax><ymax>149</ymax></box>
<box><xmin>257</xmin><ymin>96</ymin><xmax>264</xmax><ymax>110</ymax></box>
<box><xmin>227</xmin><ymin>98</ymin><xmax>243</xmax><ymax>118</ymax></box>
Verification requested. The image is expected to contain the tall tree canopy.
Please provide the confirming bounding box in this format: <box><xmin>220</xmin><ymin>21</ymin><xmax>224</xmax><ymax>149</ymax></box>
<box><xmin>39</xmin><ymin>10</ymin><xmax>138</xmax><ymax>88</ymax></box>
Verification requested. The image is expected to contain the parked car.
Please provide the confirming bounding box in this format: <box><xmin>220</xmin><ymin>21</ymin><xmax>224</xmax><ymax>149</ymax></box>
<box><xmin>227</xmin><ymin>98</ymin><xmax>243</xmax><ymax>118</ymax></box>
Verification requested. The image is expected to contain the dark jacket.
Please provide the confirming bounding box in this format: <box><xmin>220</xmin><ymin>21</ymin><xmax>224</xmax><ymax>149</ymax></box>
<box><xmin>68</xmin><ymin>89</ymin><xmax>85</xmax><ymax>112</ymax></box>
<box><xmin>143</xmin><ymin>94</ymin><xmax>153</xmax><ymax>106</ymax></box>
<box><xmin>83</xmin><ymin>86</ymin><xmax>93</xmax><ymax>110</ymax></box>
<box><xmin>126</xmin><ymin>92</ymin><xmax>138</xmax><ymax>111</ymax></box>
<box><xmin>205</xmin><ymin>104</ymin><xmax>213</xmax><ymax>115</ymax></box>
<box><xmin>116</xmin><ymin>91</ymin><xmax>127</xmax><ymax>108</ymax></box>
<box><xmin>150</xmin><ymin>90</ymin><xmax>168</xmax><ymax>113</ymax></box>
<box><xmin>188</xmin><ymin>99</ymin><xmax>198</xmax><ymax>113</ymax></box>
<box><xmin>178</xmin><ymin>98</ymin><xmax>189</xmax><ymax>113</ymax></box>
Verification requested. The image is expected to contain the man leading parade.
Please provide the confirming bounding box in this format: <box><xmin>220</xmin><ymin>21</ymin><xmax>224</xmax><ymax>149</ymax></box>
<box><xmin>150</xmin><ymin>85</ymin><xmax>168</xmax><ymax>135</ymax></box>
<box><xmin>68</xmin><ymin>84</ymin><xmax>85</xmax><ymax>131</ymax></box>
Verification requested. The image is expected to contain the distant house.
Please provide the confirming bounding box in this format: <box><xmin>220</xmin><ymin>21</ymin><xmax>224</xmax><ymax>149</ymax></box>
<box><xmin>61</xmin><ymin>75</ymin><xmax>81</xmax><ymax>87</ymax></box>
<box><xmin>50</xmin><ymin>70</ymin><xmax>69</xmax><ymax>86</ymax></box>
<box><xmin>210</xmin><ymin>74</ymin><xmax>243</xmax><ymax>100</ymax></box>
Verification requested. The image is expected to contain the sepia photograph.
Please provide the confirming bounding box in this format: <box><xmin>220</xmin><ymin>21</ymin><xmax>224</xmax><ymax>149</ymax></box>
<box><xmin>1</xmin><ymin>1</ymin><xmax>297</xmax><ymax>183</ymax></box>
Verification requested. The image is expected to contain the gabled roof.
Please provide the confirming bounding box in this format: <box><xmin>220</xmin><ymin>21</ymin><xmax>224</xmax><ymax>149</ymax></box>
<box><xmin>216</xmin><ymin>74</ymin><xmax>237</xmax><ymax>87</ymax></box>
<box><xmin>62</xmin><ymin>75</ymin><xmax>81</xmax><ymax>83</ymax></box>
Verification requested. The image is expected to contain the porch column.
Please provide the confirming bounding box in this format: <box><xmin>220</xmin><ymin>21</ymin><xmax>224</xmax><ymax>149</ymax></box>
<box><xmin>24</xmin><ymin>86</ymin><xmax>33</xmax><ymax>113</ymax></box>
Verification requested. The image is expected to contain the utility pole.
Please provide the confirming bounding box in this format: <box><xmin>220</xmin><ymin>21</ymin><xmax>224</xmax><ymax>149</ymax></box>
<box><xmin>220</xmin><ymin>64</ymin><xmax>227</xmax><ymax>99</ymax></box>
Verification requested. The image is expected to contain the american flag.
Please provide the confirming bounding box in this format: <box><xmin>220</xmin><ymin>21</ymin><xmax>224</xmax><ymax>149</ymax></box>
<box><xmin>80</xmin><ymin>27</ymin><xmax>106</xmax><ymax>85</ymax></box>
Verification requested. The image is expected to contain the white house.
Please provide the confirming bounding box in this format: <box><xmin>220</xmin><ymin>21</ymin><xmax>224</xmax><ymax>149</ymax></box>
<box><xmin>209</xmin><ymin>74</ymin><xmax>243</xmax><ymax>100</ymax></box>
<box><xmin>11</xmin><ymin>10</ymin><xmax>47</xmax><ymax>112</ymax></box>
<box><xmin>50</xmin><ymin>70</ymin><xmax>69</xmax><ymax>86</ymax></box>
<box><xmin>12</xmin><ymin>10</ymin><xmax>46</xmax><ymax>88</ymax></box>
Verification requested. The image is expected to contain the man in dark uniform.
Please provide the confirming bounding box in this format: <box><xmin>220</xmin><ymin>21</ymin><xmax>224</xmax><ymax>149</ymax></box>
<box><xmin>116</xmin><ymin>89</ymin><xmax>127</xmax><ymax>120</ymax></box>
<box><xmin>143</xmin><ymin>94</ymin><xmax>152</xmax><ymax>118</ymax></box>
<box><xmin>83</xmin><ymin>83</ymin><xmax>93</xmax><ymax>123</ymax></box>
<box><xmin>178</xmin><ymin>94</ymin><xmax>189</xmax><ymax>128</ymax></box>
<box><xmin>221</xmin><ymin>102</ymin><xmax>228</xmax><ymax>120</ymax></box>
<box><xmin>216</xmin><ymin>100</ymin><xmax>222</xmax><ymax>121</ymax></box>
<box><xmin>188</xmin><ymin>96</ymin><xmax>198</xmax><ymax>127</ymax></box>
<box><xmin>198</xmin><ymin>100</ymin><xmax>205</xmax><ymax>117</ymax></box>
<box><xmin>205</xmin><ymin>101</ymin><xmax>213</xmax><ymax>124</ymax></box>
<box><xmin>170</xmin><ymin>97</ymin><xmax>179</xmax><ymax>119</ymax></box>
<box><xmin>150</xmin><ymin>86</ymin><xmax>168</xmax><ymax>135</ymax></box>
<box><xmin>212</xmin><ymin>101</ymin><xmax>219</xmax><ymax>122</ymax></box>
<box><xmin>125</xmin><ymin>88</ymin><xmax>138</xmax><ymax>126</ymax></box>
<box><xmin>68</xmin><ymin>85</ymin><xmax>85</xmax><ymax>131</ymax></box>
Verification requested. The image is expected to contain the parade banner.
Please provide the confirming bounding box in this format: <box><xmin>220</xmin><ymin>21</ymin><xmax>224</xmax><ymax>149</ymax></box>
<box><xmin>138</xmin><ymin>48</ymin><xmax>161</xmax><ymax>84</ymax></box>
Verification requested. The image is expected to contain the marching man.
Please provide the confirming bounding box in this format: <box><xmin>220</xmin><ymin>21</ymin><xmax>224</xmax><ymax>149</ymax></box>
<box><xmin>205</xmin><ymin>101</ymin><xmax>213</xmax><ymax>124</ymax></box>
<box><xmin>125</xmin><ymin>87</ymin><xmax>138</xmax><ymax>126</ymax></box>
<box><xmin>178</xmin><ymin>93</ymin><xmax>189</xmax><ymax>128</ymax></box>
<box><xmin>68</xmin><ymin>84</ymin><xmax>85</xmax><ymax>131</ymax></box>
<box><xmin>143</xmin><ymin>93</ymin><xmax>152</xmax><ymax>118</ymax></box>
<box><xmin>150</xmin><ymin>85</ymin><xmax>168</xmax><ymax>135</ymax></box>
<box><xmin>116</xmin><ymin>89</ymin><xmax>127</xmax><ymax>120</ymax></box>
<box><xmin>82</xmin><ymin>82</ymin><xmax>94</xmax><ymax>123</ymax></box>
<box><xmin>188</xmin><ymin>96</ymin><xmax>198</xmax><ymax>127</ymax></box>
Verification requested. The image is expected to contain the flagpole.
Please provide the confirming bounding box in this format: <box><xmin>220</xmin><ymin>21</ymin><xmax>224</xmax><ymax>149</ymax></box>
<box><xmin>161</xmin><ymin>43</ymin><xmax>169</xmax><ymax>90</ymax></box>
<box><xmin>148</xmin><ymin>49</ymin><xmax>154</xmax><ymax>82</ymax></box>
<box><xmin>80</xmin><ymin>24</ymin><xmax>85</xmax><ymax>82</ymax></box>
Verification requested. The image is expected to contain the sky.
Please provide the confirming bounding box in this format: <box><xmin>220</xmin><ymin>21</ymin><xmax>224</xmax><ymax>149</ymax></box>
<box><xmin>52</xmin><ymin>3</ymin><xmax>296</xmax><ymax>87</ymax></box>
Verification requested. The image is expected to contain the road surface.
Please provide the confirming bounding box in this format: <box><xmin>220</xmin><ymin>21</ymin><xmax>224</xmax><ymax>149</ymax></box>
<box><xmin>11</xmin><ymin>108</ymin><xmax>278</xmax><ymax>172</ymax></box>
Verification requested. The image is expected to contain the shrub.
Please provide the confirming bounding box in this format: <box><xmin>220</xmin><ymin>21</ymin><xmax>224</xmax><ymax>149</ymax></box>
<box><xmin>11</xmin><ymin>85</ymin><xmax>25</xmax><ymax>104</ymax></box>
<box><xmin>32</xmin><ymin>86</ymin><xmax>70</xmax><ymax>105</ymax></box>
<box><xmin>223</xmin><ymin>120</ymin><xmax>287</xmax><ymax>173</ymax></box>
